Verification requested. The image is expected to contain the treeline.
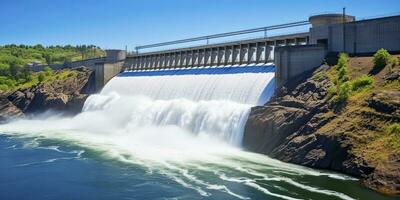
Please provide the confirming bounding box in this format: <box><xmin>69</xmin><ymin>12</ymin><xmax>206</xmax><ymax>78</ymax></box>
<box><xmin>0</xmin><ymin>44</ymin><xmax>105</xmax><ymax>91</ymax></box>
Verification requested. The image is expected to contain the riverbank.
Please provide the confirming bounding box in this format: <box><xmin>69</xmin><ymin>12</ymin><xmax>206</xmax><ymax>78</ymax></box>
<box><xmin>0</xmin><ymin>67</ymin><xmax>95</xmax><ymax>121</ymax></box>
<box><xmin>244</xmin><ymin>54</ymin><xmax>400</xmax><ymax>195</ymax></box>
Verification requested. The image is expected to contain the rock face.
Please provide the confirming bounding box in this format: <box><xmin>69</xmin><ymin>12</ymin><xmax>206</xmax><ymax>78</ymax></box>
<box><xmin>243</xmin><ymin>63</ymin><xmax>400</xmax><ymax>195</ymax></box>
<box><xmin>0</xmin><ymin>67</ymin><xmax>95</xmax><ymax>119</ymax></box>
<box><xmin>0</xmin><ymin>95</ymin><xmax>24</xmax><ymax>121</ymax></box>
<box><xmin>243</xmin><ymin>65</ymin><xmax>356</xmax><ymax>171</ymax></box>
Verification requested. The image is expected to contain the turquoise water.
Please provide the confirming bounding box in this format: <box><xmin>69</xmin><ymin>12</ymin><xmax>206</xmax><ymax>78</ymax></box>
<box><xmin>0</xmin><ymin>134</ymin><xmax>395</xmax><ymax>200</ymax></box>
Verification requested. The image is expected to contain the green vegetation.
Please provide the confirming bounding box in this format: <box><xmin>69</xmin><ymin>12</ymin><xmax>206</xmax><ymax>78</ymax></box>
<box><xmin>389</xmin><ymin>56</ymin><xmax>399</xmax><ymax>72</ymax></box>
<box><xmin>319</xmin><ymin>51</ymin><xmax>400</xmax><ymax>191</ymax></box>
<box><xmin>337</xmin><ymin>53</ymin><xmax>349</xmax><ymax>83</ymax></box>
<box><xmin>386</xmin><ymin>123</ymin><xmax>400</xmax><ymax>152</ymax></box>
<box><xmin>350</xmin><ymin>75</ymin><xmax>375</xmax><ymax>92</ymax></box>
<box><xmin>330</xmin><ymin>53</ymin><xmax>375</xmax><ymax>103</ymax></box>
<box><xmin>38</xmin><ymin>72</ymin><xmax>45</xmax><ymax>83</ymax></box>
<box><xmin>0</xmin><ymin>44</ymin><xmax>104</xmax><ymax>91</ymax></box>
<box><xmin>386</xmin><ymin>123</ymin><xmax>400</xmax><ymax>135</ymax></box>
<box><xmin>373</xmin><ymin>48</ymin><xmax>391</xmax><ymax>69</ymax></box>
<box><xmin>333</xmin><ymin>81</ymin><xmax>352</xmax><ymax>102</ymax></box>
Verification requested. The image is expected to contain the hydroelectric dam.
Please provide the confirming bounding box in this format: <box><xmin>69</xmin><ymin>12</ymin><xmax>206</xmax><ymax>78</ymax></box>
<box><xmin>1</xmin><ymin>12</ymin><xmax>400</xmax><ymax>200</ymax></box>
<box><xmin>64</xmin><ymin>13</ymin><xmax>399</xmax><ymax>92</ymax></box>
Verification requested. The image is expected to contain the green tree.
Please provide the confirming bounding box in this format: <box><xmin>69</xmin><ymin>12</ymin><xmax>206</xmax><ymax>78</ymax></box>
<box><xmin>38</xmin><ymin>72</ymin><xmax>45</xmax><ymax>83</ymax></box>
<box><xmin>44</xmin><ymin>53</ymin><xmax>53</xmax><ymax>64</ymax></box>
<box><xmin>44</xmin><ymin>66</ymin><xmax>53</xmax><ymax>76</ymax></box>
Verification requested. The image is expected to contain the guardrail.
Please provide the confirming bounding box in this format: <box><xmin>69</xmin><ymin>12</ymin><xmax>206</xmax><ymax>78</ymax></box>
<box><xmin>134</xmin><ymin>20</ymin><xmax>310</xmax><ymax>52</ymax></box>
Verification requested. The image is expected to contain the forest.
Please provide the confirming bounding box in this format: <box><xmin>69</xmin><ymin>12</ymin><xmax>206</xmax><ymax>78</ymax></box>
<box><xmin>0</xmin><ymin>44</ymin><xmax>105</xmax><ymax>91</ymax></box>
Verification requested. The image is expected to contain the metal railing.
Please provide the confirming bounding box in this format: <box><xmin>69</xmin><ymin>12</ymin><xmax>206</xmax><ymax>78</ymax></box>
<box><xmin>134</xmin><ymin>20</ymin><xmax>310</xmax><ymax>52</ymax></box>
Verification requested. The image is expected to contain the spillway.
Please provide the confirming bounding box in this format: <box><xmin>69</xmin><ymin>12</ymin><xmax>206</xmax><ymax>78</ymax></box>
<box><xmin>0</xmin><ymin>64</ymin><xmax>382</xmax><ymax>200</ymax></box>
<box><xmin>103</xmin><ymin>64</ymin><xmax>276</xmax><ymax>105</ymax></box>
<box><xmin>90</xmin><ymin>64</ymin><xmax>275</xmax><ymax>146</ymax></box>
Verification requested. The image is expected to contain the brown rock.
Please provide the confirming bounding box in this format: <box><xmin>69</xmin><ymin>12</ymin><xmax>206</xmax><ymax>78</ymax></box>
<box><xmin>0</xmin><ymin>95</ymin><xmax>24</xmax><ymax>121</ymax></box>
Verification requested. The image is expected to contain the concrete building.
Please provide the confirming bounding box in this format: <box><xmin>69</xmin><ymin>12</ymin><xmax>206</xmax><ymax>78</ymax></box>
<box><xmin>309</xmin><ymin>14</ymin><xmax>400</xmax><ymax>54</ymax></box>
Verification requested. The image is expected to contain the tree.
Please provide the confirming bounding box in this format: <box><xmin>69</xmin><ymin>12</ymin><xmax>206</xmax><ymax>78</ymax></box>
<box><xmin>44</xmin><ymin>53</ymin><xmax>53</xmax><ymax>64</ymax></box>
<box><xmin>38</xmin><ymin>72</ymin><xmax>45</xmax><ymax>82</ymax></box>
<box><xmin>44</xmin><ymin>66</ymin><xmax>53</xmax><ymax>76</ymax></box>
<box><xmin>9</xmin><ymin>60</ymin><xmax>21</xmax><ymax>78</ymax></box>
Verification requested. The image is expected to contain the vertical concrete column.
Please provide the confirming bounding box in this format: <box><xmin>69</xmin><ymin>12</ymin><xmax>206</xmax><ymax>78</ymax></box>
<box><xmin>131</xmin><ymin>58</ymin><xmax>135</xmax><ymax>71</ymax></box>
<box><xmin>171</xmin><ymin>52</ymin><xmax>175</xmax><ymax>69</ymax></box>
<box><xmin>183</xmin><ymin>51</ymin><xmax>187</xmax><ymax>68</ymax></box>
<box><xmin>142</xmin><ymin>56</ymin><xmax>145</xmax><ymax>70</ymax></box>
<box><xmin>144</xmin><ymin>56</ymin><xmax>148</xmax><ymax>70</ymax></box>
<box><xmin>163</xmin><ymin>54</ymin><xmax>167</xmax><ymax>70</ymax></box>
<box><xmin>217</xmin><ymin>48</ymin><xmax>221</xmax><ymax>66</ymax></box>
<box><xmin>198</xmin><ymin>49</ymin><xmax>201</xmax><ymax>67</ymax></box>
<box><xmin>255</xmin><ymin>43</ymin><xmax>260</xmax><ymax>63</ymax></box>
<box><xmin>149</xmin><ymin>56</ymin><xmax>154</xmax><ymax>70</ymax></box>
<box><xmin>177</xmin><ymin>52</ymin><xmax>180</xmax><ymax>68</ymax></box>
<box><xmin>190</xmin><ymin>50</ymin><xmax>196</xmax><ymax>67</ymax></box>
<box><xmin>161</xmin><ymin>54</ymin><xmax>165</xmax><ymax>70</ymax></box>
<box><xmin>210</xmin><ymin>48</ymin><xmax>213</xmax><ymax>66</ymax></box>
<box><xmin>147</xmin><ymin>56</ymin><xmax>151</xmax><ymax>70</ymax></box>
<box><xmin>156</xmin><ymin>55</ymin><xmax>160</xmax><ymax>69</ymax></box>
<box><xmin>139</xmin><ymin>57</ymin><xmax>142</xmax><ymax>70</ymax></box>
<box><xmin>179</xmin><ymin>51</ymin><xmax>183</xmax><ymax>68</ymax></box>
<box><xmin>203</xmin><ymin>49</ymin><xmax>207</xmax><ymax>67</ymax></box>
<box><xmin>264</xmin><ymin>42</ymin><xmax>268</xmax><ymax>63</ymax></box>
<box><xmin>223</xmin><ymin>47</ymin><xmax>227</xmax><ymax>65</ymax></box>
<box><xmin>153</xmin><ymin>55</ymin><xmax>157</xmax><ymax>70</ymax></box>
<box><xmin>165</xmin><ymin>54</ymin><xmax>169</xmax><ymax>69</ymax></box>
<box><xmin>135</xmin><ymin>57</ymin><xmax>139</xmax><ymax>70</ymax></box>
<box><xmin>247</xmin><ymin>44</ymin><xmax>251</xmax><ymax>64</ymax></box>
<box><xmin>232</xmin><ymin>45</ymin><xmax>236</xmax><ymax>64</ymax></box>
<box><xmin>239</xmin><ymin>45</ymin><xmax>243</xmax><ymax>65</ymax></box>
<box><xmin>191</xmin><ymin>50</ymin><xmax>195</xmax><ymax>67</ymax></box>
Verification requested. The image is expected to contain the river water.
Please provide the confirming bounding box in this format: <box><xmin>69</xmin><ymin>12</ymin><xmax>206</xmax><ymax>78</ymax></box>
<box><xmin>0</xmin><ymin>65</ymin><xmax>395</xmax><ymax>200</ymax></box>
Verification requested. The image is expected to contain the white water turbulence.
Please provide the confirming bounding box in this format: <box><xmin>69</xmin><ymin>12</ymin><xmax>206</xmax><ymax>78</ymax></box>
<box><xmin>0</xmin><ymin>64</ymin><xmax>367</xmax><ymax>200</ymax></box>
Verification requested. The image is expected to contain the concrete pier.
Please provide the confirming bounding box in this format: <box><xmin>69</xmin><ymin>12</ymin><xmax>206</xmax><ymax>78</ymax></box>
<box><xmin>125</xmin><ymin>32</ymin><xmax>309</xmax><ymax>70</ymax></box>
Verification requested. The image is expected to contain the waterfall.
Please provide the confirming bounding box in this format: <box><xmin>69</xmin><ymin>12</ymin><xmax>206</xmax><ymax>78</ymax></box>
<box><xmin>82</xmin><ymin>64</ymin><xmax>276</xmax><ymax>146</ymax></box>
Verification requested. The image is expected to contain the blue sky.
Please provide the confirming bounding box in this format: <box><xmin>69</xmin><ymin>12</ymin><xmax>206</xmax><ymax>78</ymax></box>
<box><xmin>0</xmin><ymin>0</ymin><xmax>399</xmax><ymax>50</ymax></box>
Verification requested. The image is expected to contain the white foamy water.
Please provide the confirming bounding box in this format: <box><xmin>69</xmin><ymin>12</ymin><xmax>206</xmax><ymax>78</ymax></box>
<box><xmin>103</xmin><ymin>65</ymin><xmax>276</xmax><ymax>105</ymax></box>
<box><xmin>0</xmin><ymin>65</ymin><xmax>362</xmax><ymax>200</ymax></box>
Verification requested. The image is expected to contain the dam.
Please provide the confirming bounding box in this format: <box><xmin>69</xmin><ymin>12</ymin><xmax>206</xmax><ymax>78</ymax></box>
<box><xmin>1</xmin><ymin>12</ymin><xmax>400</xmax><ymax>200</ymax></box>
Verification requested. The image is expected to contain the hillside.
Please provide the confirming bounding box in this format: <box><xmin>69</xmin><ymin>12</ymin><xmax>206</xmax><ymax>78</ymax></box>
<box><xmin>244</xmin><ymin>51</ymin><xmax>400</xmax><ymax>195</ymax></box>
<box><xmin>0</xmin><ymin>44</ymin><xmax>105</xmax><ymax>91</ymax></box>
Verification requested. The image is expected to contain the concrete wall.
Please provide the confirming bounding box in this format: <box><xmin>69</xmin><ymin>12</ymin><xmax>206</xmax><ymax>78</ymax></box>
<box><xmin>94</xmin><ymin>61</ymin><xmax>124</xmax><ymax>91</ymax></box>
<box><xmin>30</xmin><ymin>50</ymin><xmax>127</xmax><ymax>72</ymax></box>
<box><xmin>275</xmin><ymin>44</ymin><xmax>327</xmax><ymax>88</ymax></box>
<box><xmin>125</xmin><ymin>33</ymin><xmax>309</xmax><ymax>70</ymax></box>
<box><xmin>310</xmin><ymin>16</ymin><xmax>400</xmax><ymax>54</ymax></box>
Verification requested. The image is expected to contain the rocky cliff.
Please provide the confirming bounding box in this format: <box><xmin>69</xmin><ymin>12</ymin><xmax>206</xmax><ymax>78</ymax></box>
<box><xmin>0</xmin><ymin>67</ymin><xmax>95</xmax><ymax>120</ymax></box>
<box><xmin>244</xmin><ymin>56</ymin><xmax>400</xmax><ymax>195</ymax></box>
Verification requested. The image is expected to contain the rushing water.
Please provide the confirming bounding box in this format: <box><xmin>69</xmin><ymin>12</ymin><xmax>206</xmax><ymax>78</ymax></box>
<box><xmin>0</xmin><ymin>65</ymin><xmax>395</xmax><ymax>200</ymax></box>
